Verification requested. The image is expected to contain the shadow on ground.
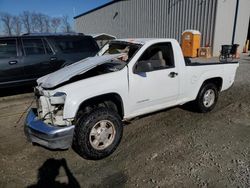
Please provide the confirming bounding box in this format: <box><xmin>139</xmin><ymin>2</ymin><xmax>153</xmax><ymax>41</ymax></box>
<box><xmin>27</xmin><ymin>158</ymin><xmax>80</xmax><ymax>188</ymax></box>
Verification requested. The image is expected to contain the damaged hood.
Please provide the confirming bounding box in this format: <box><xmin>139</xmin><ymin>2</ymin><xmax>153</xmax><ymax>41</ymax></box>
<box><xmin>37</xmin><ymin>54</ymin><xmax>122</xmax><ymax>89</ymax></box>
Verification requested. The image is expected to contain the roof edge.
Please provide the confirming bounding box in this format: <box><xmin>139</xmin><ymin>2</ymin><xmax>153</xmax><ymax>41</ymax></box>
<box><xmin>74</xmin><ymin>0</ymin><xmax>123</xmax><ymax>19</ymax></box>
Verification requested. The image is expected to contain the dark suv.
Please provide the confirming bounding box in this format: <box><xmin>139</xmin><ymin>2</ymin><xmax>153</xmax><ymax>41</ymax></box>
<box><xmin>0</xmin><ymin>33</ymin><xmax>99</xmax><ymax>88</ymax></box>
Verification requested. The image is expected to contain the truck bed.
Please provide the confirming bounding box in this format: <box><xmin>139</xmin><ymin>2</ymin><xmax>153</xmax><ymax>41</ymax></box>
<box><xmin>185</xmin><ymin>57</ymin><xmax>238</xmax><ymax>66</ymax></box>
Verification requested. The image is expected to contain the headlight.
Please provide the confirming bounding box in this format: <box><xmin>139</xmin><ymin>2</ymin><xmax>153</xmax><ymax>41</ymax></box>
<box><xmin>50</xmin><ymin>92</ymin><xmax>66</xmax><ymax>105</ymax></box>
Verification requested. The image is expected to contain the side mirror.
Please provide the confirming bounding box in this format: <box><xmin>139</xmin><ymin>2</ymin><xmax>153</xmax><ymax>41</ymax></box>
<box><xmin>134</xmin><ymin>61</ymin><xmax>153</xmax><ymax>74</ymax></box>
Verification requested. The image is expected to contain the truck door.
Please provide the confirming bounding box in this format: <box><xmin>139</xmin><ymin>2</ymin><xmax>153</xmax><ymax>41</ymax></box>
<box><xmin>0</xmin><ymin>38</ymin><xmax>24</xmax><ymax>84</ymax></box>
<box><xmin>129</xmin><ymin>42</ymin><xmax>179</xmax><ymax>112</ymax></box>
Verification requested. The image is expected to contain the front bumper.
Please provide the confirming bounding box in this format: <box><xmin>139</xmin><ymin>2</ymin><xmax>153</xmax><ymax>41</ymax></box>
<box><xmin>24</xmin><ymin>108</ymin><xmax>75</xmax><ymax>149</ymax></box>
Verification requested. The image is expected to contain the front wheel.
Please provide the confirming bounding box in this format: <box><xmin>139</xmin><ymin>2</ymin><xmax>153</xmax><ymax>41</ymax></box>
<box><xmin>194</xmin><ymin>83</ymin><xmax>219</xmax><ymax>113</ymax></box>
<box><xmin>73</xmin><ymin>107</ymin><xmax>123</xmax><ymax>160</ymax></box>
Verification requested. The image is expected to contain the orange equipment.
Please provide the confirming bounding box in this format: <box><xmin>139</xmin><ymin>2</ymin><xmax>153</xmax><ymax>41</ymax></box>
<box><xmin>181</xmin><ymin>30</ymin><xmax>201</xmax><ymax>58</ymax></box>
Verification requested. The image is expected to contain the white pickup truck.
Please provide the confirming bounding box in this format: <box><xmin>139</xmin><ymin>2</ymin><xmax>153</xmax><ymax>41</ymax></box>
<box><xmin>25</xmin><ymin>38</ymin><xmax>239</xmax><ymax>159</ymax></box>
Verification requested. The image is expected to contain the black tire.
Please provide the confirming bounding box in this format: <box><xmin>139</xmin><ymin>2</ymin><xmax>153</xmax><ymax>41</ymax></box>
<box><xmin>194</xmin><ymin>83</ymin><xmax>219</xmax><ymax>113</ymax></box>
<box><xmin>73</xmin><ymin>107</ymin><xmax>123</xmax><ymax>160</ymax></box>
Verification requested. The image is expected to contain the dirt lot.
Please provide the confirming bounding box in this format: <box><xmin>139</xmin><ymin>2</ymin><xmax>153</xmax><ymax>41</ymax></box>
<box><xmin>0</xmin><ymin>55</ymin><xmax>250</xmax><ymax>188</ymax></box>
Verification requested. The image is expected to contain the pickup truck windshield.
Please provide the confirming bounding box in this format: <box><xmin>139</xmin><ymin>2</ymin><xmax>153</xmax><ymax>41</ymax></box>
<box><xmin>99</xmin><ymin>41</ymin><xmax>142</xmax><ymax>63</ymax></box>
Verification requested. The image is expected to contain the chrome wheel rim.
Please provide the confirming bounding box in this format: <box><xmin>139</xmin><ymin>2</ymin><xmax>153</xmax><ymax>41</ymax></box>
<box><xmin>89</xmin><ymin>120</ymin><xmax>116</xmax><ymax>150</ymax></box>
<box><xmin>203</xmin><ymin>89</ymin><xmax>215</xmax><ymax>108</ymax></box>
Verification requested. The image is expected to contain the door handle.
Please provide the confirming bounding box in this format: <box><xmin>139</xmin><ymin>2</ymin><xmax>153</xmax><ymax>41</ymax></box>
<box><xmin>8</xmin><ymin>60</ymin><xmax>18</xmax><ymax>65</ymax></box>
<box><xmin>169</xmin><ymin>72</ymin><xmax>178</xmax><ymax>78</ymax></box>
<box><xmin>50</xmin><ymin>57</ymin><xmax>57</xmax><ymax>61</ymax></box>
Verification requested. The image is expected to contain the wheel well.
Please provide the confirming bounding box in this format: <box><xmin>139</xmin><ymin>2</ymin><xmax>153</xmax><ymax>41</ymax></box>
<box><xmin>203</xmin><ymin>77</ymin><xmax>223</xmax><ymax>91</ymax></box>
<box><xmin>77</xmin><ymin>93</ymin><xmax>124</xmax><ymax>118</ymax></box>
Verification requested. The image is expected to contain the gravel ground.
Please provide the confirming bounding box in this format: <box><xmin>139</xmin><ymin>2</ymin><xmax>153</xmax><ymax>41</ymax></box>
<box><xmin>0</xmin><ymin>54</ymin><xmax>249</xmax><ymax>188</ymax></box>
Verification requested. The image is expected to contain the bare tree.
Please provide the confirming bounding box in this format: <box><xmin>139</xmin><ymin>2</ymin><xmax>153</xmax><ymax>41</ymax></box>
<box><xmin>30</xmin><ymin>13</ymin><xmax>51</xmax><ymax>33</ymax></box>
<box><xmin>61</xmin><ymin>15</ymin><xmax>71</xmax><ymax>33</ymax></box>
<box><xmin>0</xmin><ymin>12</ymin><xmax>13</xmax><ymax>36</ymax></box>
<box><xmin>12</xmin><ymin>16</ymin><xmax>22</xmax><ymax>35</ymax></box>
<box><xmin>21</xmin><ymin>11</ymin><xmax>32</xmax><ymax>33</ymax></box>
<box><xmin>43</xmin><ymin>15</ymin><xmax>51</xmax><ymax>33</ymax></box>
<box><xmin>0</xmin><ymin>11</ymin><xmax>66</xmax><ymax>35</ymax></box>
<box><xmin>37</xmin><ymin>13</ymin><xmax>44</xmax><ymax>32</ymax></box>
<box><xmin>31</xmin><ymin>12</ymin><xmax>38</xmax><ymax>32</ymax></box>
<box><xmin>51</xmin><ymin>17</ymin><xmax>61</xmax><ymax>33</ymax></box>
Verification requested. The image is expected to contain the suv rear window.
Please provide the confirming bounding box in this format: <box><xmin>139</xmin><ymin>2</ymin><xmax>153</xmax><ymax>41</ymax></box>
<box><xmin>0</xmin><ymin>39</ymin><xmax>17</xmax><ymax>58</ymax></box>
<box><xmin>53</xmin><ymin>37</ymin><xmax>98</xmax><ymax>54</ymax></box>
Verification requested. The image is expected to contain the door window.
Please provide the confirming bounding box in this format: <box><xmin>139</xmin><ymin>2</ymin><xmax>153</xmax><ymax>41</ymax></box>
<box><xmin>23</xmin><ymin>38</ymin><xmax>46</xmax><ymax>55</ymax></box>
<box><xmin>43</xmin><ymin>40</ymin><xmax>53</xmax><ymax>54</ymax></box>
<box><xmin>0</xmin><ymin>39</ymin><xmax>17</xmax><ymax>58</ymax></box>
<box><xmin>135</xmin><ymin>42</ymin><xmax>175</xmax><ymax>73</ymax></box>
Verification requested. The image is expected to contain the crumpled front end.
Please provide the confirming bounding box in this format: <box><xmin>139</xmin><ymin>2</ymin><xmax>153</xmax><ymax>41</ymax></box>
<box><xmin>24</xmin><ymin>87</ymin><xmax>75</xmax><ymax>149</ymax></box>
<box><xmin>35</xmin><ymin>88</ymin><xmax>70</xmax><ymax>126</ymax></box>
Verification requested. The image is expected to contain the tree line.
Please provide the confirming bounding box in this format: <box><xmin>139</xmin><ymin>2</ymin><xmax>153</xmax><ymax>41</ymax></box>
<box><xmin>0</xmin><ymin>11</ymin><xmax>72</xmax><ymax>36</ymax></box>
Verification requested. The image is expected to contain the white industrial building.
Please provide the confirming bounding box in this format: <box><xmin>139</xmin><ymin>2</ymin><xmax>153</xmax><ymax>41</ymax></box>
<box><xmin>74</xmin><ymin>0</ymin><xmax>250</xmax><ymax>56</ymax></box>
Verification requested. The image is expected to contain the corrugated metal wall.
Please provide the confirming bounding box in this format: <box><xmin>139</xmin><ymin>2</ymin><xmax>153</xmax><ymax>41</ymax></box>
<box><xmin>75</xmin><ymin>0</ymin><xmax>217</xmax><ymax>46</ymax></box>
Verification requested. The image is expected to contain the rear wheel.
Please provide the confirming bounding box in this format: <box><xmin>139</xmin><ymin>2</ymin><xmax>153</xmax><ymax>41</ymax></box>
<box><xmin>73</xmin><ymin>107</ymin><xmax>123</xmax><ymax>160</ymax></box>
<box><xmin>194</xmin><ymin>83</ymin><xmax>219</xmax><ymax>113</ymax></box>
